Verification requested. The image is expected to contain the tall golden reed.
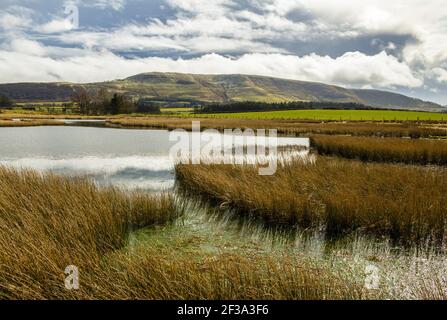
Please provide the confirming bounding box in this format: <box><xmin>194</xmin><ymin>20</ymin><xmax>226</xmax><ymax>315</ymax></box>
<box><xmin>176</xmin><ymin>157</ymin><xmax>447</xmax><ymax>244</ymax></box>
<box><xmin>0</xmin><ymin>167</ymin><xmax>364</xmax><ymax>300</ymax></box>
<box><xmin>311</xmin><ymin>135</ymin><xmax>447</xmax><ymax>165</ymax></box>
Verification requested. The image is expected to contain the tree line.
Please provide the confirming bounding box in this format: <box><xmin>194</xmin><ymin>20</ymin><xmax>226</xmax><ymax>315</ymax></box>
<box><xmin>0</xmin><ymin>95</ymin><xmax>13</xmax><ymax>108</ymax></box>
<box><xmin>70</xmin><ymin>88</ymin><xmax>161</xmax><ymax>115</ymax></box>
<box><xmin>194</xmin><ymin>101</ymin><xmax>375</xmax><ymax>113</ymax></box>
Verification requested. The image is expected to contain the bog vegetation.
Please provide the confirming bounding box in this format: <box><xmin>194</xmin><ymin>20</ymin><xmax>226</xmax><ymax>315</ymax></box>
<box><xmin>176</xmin><ymin>157</ymin><xmax>447</xmax><ymax>245</ymax></box>
<box><xmin>108</xmin><ymin>117</ymin><xmax>447</xmax><ymax>138</ymax></box>
<box><xmin>311</xmin><ymin>135</ymin><xmax>447</xmax><ymax>165</ymax></box>
<box><xmin>0</xmin><ymin>168</ymin><xmax>178</xmax><ymax>299</ymax></box>
<box><xmin>0</xmin><ymin>119</ymin><xmax>64</xmax><ymax>127</ymax></box>
<box><xmin>0</xmin><ymin>167</ymin><xmax>365</xmax><ymax>300</ymax></box>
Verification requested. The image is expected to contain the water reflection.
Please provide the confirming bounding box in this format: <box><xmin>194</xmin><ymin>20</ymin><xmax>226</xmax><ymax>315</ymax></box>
<box><xmin>0</xmin><ymin>126</ymin><xmax>309</xmax><ymax>191</ymax></box>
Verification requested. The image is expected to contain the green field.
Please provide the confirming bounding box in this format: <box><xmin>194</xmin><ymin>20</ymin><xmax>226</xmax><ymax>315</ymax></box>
<box><xmin>6</xmin><ymin>105</ymin><xmax>447</xmax><ymax>122</ymax></box>
<box><xmin>190</xmin><ymin>109</ymin><xmax>447</xmax><ymax>121</ymax></box>
<box><xmin>160</xmin><ymin>107</ymin><xmax>194</xmax><ymax>113</ymax></box>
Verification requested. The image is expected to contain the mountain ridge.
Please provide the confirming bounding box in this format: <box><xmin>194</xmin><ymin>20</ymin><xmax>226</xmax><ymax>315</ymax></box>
<box><xmin>0</xmin><ymin>72</ymin><xmax>443</xmax><ymax>112</ymax></box>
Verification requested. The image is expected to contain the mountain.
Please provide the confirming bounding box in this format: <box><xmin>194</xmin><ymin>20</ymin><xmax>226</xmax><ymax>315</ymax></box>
<box><xmin>0</xmin><ymin>72</ymin><xmax>443</xmax><ymax>112</ymax></box>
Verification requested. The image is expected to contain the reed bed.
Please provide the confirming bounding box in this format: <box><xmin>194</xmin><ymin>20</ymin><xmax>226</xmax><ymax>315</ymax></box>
<box><xmin>176</xmin><ymin>158</ymin><xmax>447</xmax><ymax>245</ymax></box>
<box><xmin>311</xmin><ymin>135</ymin><xmax>447</xmax><ymax>165</ymax></box>
<box><xmin>0</xmin><ymin>119</ymin><xmax>64</xmax><ymax>127</ymax></box>
<box><xmin>107</xmin><ymin>117</ymin><xmax>447</xmax><ymax>138</ymax></box>
<box><xmin>80</xmin><ymin>247</ymin><xmax>365</xmax><ymax>300</ymax></box>
<box><xmin>0</xmin><ymin>167</ymin><xmax>179</xmax><ymax>299</ymax></box>
<box><xmin>0</xmin><ymin>167</ymin><xmax>365</xmax><ymax>300</ymax></box>
<box><xmin>0</xmin><ymin>111</ymin><xmax>105</xmax><ymax>120</ymax></box>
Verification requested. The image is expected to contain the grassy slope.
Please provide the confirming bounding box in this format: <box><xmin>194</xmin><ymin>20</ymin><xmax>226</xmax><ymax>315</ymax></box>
<box><xmin>0</xmin><ymin>73</ymin><xmax>443</xmax><ymax>111</ymax></box>
<box><xmin>109</xmin><ymin>73</ymin><xmax>443</xmax><ymax>111</ymax></box>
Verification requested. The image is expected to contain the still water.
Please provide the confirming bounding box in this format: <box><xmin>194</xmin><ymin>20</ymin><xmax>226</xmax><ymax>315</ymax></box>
<box><xmin>0</xmin><ymin>125</ymin><xmax>309</xmax><ymax>190</ymax></box>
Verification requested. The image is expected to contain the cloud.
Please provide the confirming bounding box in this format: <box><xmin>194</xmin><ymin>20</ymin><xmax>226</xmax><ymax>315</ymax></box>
<box><xmin>93</xmin><ymin>0</ymin><xmax>127</xmax><ymax>11</ymax></box>
<box><xmin>55</xmin><ymin>28</ymin><xmax>286</xmax><ymax>54</ymax></box>
<box><xmin>0</xmin><ymin>6</ymin><xmax>33</xmax><ymax>30</ymax></box>
<box><xmin>0</xmin><ymin>41</ymin><xmax>422</xmax><ymax>89</ymax></box>
<box><xmin>5</xmin><ymin>39</ymin><xmax>47</xmax><ymax>56</ymax></box>
<box><xmin>431</xmin><ymin>68</ymin><xmax>447</xmax><ymax>84</ymax></box>
<box><xmin>36</xmin><ymin>19</ymin><xmax>75</xmax><ymax>33</ymax></box>
<box><xmin>66</xmin><ymin>0</ymin><xmax>127</xmax><ymax>11</ymax></box>
<box><xmin>0</xmin><ymin>0</ymin><xmax>446</xmax><ymax>102</ymax></box>
<box><xmin>166</xmin><ymin>0</ymin><xmax>234</xmax><ymax>16</ymax></box>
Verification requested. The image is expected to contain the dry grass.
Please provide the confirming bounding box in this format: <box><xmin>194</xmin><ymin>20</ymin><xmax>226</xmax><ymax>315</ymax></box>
<box><xmin>0</xmin><ymin>110</ymin><xmax>105</xmax><ymax>120</ymax></box>
<box><xmin>0</xmin><ymin>167</ymin><xmax>365</xmax><ymax>300</ymax></box>
<box><xmin>0</xmin><ymin>167</ymin><xmax>179</xmax><ymax>299</ymax></box>
<box><xmin>176</xmin><ymin>158</ymin><xmax>447</xmax><ymax>244</ymax></box>
<box><xmin>107</xmin><ymin>117</ymin><xmax>447</xmax><ymax>138</ymax></box>
<box><xmin>81</xmin><ymin>247</ymin><xmax>365</xmax><ymax>300</ymax></box>
<box><xmin>0</xmin><ymin>119</ymin><xmax>65</xmax><ymax>127</ymax></box>
<box><xmin>311</xmin><ymin>135</ymin><xmax>447</xmax><ymax>165</ymax></box>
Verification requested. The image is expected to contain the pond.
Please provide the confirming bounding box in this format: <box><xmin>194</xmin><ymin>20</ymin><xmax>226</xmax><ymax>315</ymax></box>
<box><xmin>0</xmin><ymin>125</ymin><xmax>309</xmax><ymax>190</ymax></box>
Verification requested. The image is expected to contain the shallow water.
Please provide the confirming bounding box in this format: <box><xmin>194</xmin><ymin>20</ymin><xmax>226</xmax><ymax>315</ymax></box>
<box><xmin>0</xmin><ymin>125</ymin><xmax>308</xmax><ymax>190</ymax></box>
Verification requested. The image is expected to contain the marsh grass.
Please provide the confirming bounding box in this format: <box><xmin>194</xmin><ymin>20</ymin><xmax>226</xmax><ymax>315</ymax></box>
<box><xmin>0</xmin><ymin>167</ymin><xmax>179</xmax><ymax>299</ymax></box>
<box><xmin>0</xmin><ymin>119</ymin><xmax>65</xmax><ymax>127</ymax></box>
<box><xmin>311</xmin><ymin>135</ymin><xmax>447</xmax><ymax>165</ymax></box>
<box><xmin>175</xmin><ymin>157</ymin><xmax>447</xmax><ymax>245</ymax></box>
<box><xmin>107</xmin><ymin>117</ymin><xmax>447</xmax><ymax>138</ymax></box>
<box><xmin>0</xmin><ymin>167</ymin><xmax>366</xmax><ymax>300</ymax></box>
<box><xmin>84</xmin><ymin>246</ymin><xmax>367</xmax><ymax>300</ymax></box>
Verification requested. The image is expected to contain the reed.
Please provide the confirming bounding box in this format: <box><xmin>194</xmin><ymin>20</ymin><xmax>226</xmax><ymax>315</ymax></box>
<box><xmin>80</xmin><ymin>247</ymin><xmax>365</xmax><ymax>300</ymax></box>
<box><xmin>311</xmin><ymin>135</ymin><xmax>447</xmax><ymax>165</ymax></box>
<box><xmin>0</xmin><ymin>167</ymin><xmax>179</xmax><ymax>299</ymax></box>
<box><xmin>0</xmin><ymin>167</ymin><xmax>365</xmax><ymax>300</ymax></box>
<box><xmin>176</xmin><ymin>158</ymin><xmax>447</xmax><ymax>244</ymax></box>
<box><xmin>107</xmin><ymin>117</ymin><xmax>447</xmax><ymax>138</ymax></box>
<box><xmin>0</xmin><ymin>119</ymin><xmax>65</xmax><ymax>127</ymax></box>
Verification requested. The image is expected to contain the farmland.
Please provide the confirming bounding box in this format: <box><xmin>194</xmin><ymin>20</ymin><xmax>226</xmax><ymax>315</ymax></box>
<box><xmin>192</xmin><ymin>109</ymin><xmax>447</xmax><ymax>121</ymax></box>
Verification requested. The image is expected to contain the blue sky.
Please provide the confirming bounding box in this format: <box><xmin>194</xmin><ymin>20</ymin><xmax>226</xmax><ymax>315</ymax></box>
<box><xmin>0</xmin><ymin>0</ymin><xmax>446</xmax><ymax>104</ymax></box>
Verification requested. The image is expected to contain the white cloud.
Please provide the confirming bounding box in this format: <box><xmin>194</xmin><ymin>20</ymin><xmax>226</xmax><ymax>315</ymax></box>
<box><xmin>55</xmin><ymin>27</ymin><xmax>285</xmax><ymax>54</ymax></box>
<box><xmin>431</xmin><ymin>68</ymin><xmax>447</xmax><ymax>84</ymax></box>
<box><xmin>94</xmin><ymin>0</ymin><xmax>127</xmax><ymax>11</ymax></box>
<box><xmin>36</xmin><ymin>19</ymin><xmax>75</xmax><ymax>33</ymax></box>
<box><xmin>6</xmin><ymin>39</ymin><xmax>47</xmax><ymax>56</ymax></box>
<box><xmin>0</xmin><ymin>6</ymin><xmax>33</xmax><ymax>30</ymax></box>
<box><xmin>286</xmin><ymin>1</ymin><xmax>447</xmax><ymax>76</ymax></box>
<box><xmin>66</xmin><ymin>0</ymin><xmax>127</xmax><ymax>11</ymax></box>
<box><xmin>0</xmin><ymin>12</ymin><xmax>30</xmax><ymax>29</ymax></box>
<box><xmin>0</xmin><ymin>44</ymin><xmax>422</xmax><ymax>89</ymax></box>
<box><xmin>166</xmin><ymin>0</ymin><xmax>234</xmax><ymax>16</ymax></box>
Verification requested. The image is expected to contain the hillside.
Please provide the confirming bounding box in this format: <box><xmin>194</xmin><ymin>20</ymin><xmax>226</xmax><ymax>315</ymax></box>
<box><xmin>0</xmin><ymin>73</ymin><xmax>443</xmax><ymax>112</ymax></box>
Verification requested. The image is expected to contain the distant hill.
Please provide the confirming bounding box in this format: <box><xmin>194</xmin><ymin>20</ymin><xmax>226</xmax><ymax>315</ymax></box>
<box><xmin>0</xmin><ymin>72</ymin><xmax>443</xmax><ymax>112</ymax></box>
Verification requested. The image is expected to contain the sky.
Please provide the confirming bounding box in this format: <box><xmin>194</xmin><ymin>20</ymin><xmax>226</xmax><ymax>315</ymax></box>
<box><xmin>0</xmin><ymin>0</ymin><xmax>446</xmax><ymax>105</ymax></box>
